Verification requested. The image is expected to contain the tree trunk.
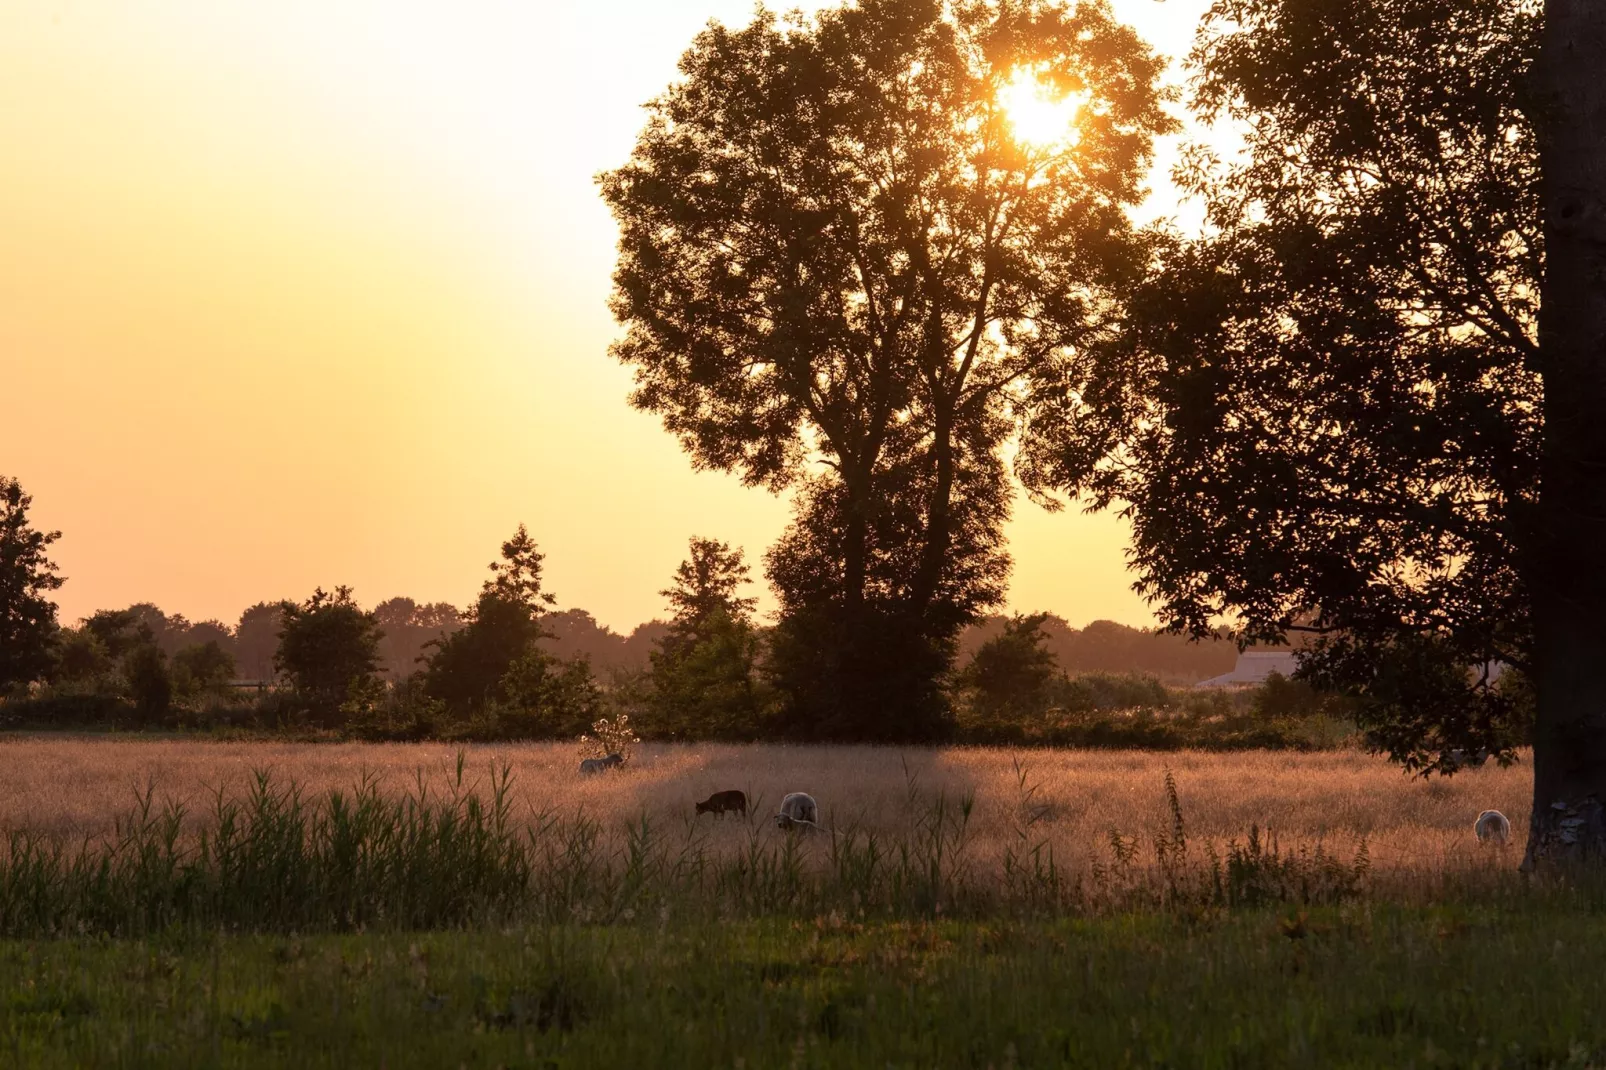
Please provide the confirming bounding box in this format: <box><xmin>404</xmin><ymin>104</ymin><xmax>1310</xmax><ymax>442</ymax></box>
<box><xmin>1524</xmin><ymin>0</ymin><xmax>1606</xmax><ymax>870</ymax></box>
<box><xmin>912</xmin><ymin>403</ymin><xmax>956</xmax><ymax>614</ymax></box>
<box><xmin>841</xmin><ymin>464</ymin><xmax>870</xmax><ymax>614</ymax></box>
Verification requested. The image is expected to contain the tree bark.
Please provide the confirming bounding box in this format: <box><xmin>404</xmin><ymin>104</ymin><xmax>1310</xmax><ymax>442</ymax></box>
<box><xmin>1524</xmin><ymin>0</ymin><xmax>1606</xmax><ymax>870</ymax></box>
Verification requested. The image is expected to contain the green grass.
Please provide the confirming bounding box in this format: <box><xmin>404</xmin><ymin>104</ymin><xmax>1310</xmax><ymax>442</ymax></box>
<box><xmin>5</xmin><ymin>907</ymin><xmax>1605</xmax><ymax>1068</ymax></box>
<box><xmin>3</xmin><ymin>762</ymin><xmax>1600</xmax><ymax>1065</ymax></box>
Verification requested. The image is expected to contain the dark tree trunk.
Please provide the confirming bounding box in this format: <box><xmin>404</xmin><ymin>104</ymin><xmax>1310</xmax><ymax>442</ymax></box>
<box><xmin>1524</xmin><ymin>0</ymin><xmax>1606</xmax><ymax>870</ymax></box>
<box><xmin>841</xmin><ymin>465</ymin><xmax>870</xmax><ymax>614</ymax></box>
<box><xmin>913</xmin><ymin>403</ymin><xmax>956</xmax><ymax>614</ymax></box>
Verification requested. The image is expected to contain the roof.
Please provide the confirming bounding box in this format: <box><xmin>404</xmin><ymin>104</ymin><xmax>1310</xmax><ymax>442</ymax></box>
<box><xmin>1194</xmin><ymin>651</ymin><xmax>1300</xmax><ymax>689</ymax></box>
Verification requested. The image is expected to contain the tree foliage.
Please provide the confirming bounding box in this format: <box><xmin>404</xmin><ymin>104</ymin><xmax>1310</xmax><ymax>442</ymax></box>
<box><xmin>0</xmin><ymin>476</ymin><xmax>65</xmax><ymax>691</ymax></box>
<box><xmin>955</xmin><ymin>612</ymin><xmax>1059</xmax><ymax>720</ymax></box>
<box><xmin>602</xmin><ymin>0</ymin><xmax>1174</xmax><ymax>738</ymax></box>
<box><xmin>422</xmin><ymin>525</ymin><xmax>598</xmax><ymax>734</ymax></box>
<box><xmin>1027</xmin><ymin>0</ymin><xmax>1542</xmax><ymax>772</ymax></box>
<box><xmin>648</xmin><ymin>538</ymin><xmax>765</xmax><ymax>739</ymax></box>
<box><xmin>275</xmin><ymin>587</ymin><xmax>384</xmax><ymax>723</ymax></box>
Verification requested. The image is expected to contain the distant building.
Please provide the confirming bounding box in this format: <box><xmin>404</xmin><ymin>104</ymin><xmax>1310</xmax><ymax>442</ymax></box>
<box><xmin>1194</xmin><ymin>651</ymin><xmax>1299</xmax><ymax>689</ymax></box>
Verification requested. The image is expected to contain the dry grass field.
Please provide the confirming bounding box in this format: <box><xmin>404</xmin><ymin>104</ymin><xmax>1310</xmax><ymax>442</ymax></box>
<box><xmin>0</xmin><ymin>738</ymin><xmax>1530</xmax><ymax>885</ymax></box>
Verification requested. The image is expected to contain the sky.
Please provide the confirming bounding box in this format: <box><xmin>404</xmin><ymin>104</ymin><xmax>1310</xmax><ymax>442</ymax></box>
<box><xmin>1</xmin><ymin>0</ymin><xmax>1214</xmax><ymax>634</ymax></box>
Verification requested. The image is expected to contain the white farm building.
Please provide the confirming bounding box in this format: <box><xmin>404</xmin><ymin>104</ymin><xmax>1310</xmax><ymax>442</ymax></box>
<box><xmin>1195</xmin><ymin>651</ymin><xmax>1300</xmax><ymax>689</ymax></box>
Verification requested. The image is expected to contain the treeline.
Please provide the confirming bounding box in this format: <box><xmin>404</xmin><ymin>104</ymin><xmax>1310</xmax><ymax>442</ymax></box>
<box><xmin>956</xmin><ymin>615</ymin><xmax>1235</xmax><ymax>685</ymax></box>
<box><xmin>3</xmin><ymin>484</ymin><xmax>1314</xmax><ymax>744</ymax></box>
<box><xmin>5</xmin><ymin>526</ymin><xmax>777</xmax><ymax>742</ymax></box>
<box><xmin>4</xmin><ymin>474</ymin><xmax>1319</xmax><ymax>745</ymax></box>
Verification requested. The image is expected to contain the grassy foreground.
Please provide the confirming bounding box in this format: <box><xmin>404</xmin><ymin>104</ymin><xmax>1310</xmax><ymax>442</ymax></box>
<box><xmin>5</xmin><ymin>906</ymin><xmax>1606</xmax><ymax>1069</ymax></box>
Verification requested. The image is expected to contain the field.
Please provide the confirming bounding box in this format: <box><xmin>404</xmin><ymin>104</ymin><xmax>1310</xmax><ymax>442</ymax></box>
<box><xmin>10</xmin><ymin>739</ymin><xmax>1601</xmax><ymax>1068</ymax></box>
<box><xmin>0</xmin><ymin>738</ymin><xmax>1530</xmax><ymax>887</ymax></box>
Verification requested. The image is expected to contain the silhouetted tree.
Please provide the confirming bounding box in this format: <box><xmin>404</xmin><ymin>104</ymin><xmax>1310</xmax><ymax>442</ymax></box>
<box><xmin>81</xmin><ymin>609</ymin><xmax>155</xmax><ymax>663</ymax></box>
<box><xmin>119</xmin><ymin>603</ymin><xmax>236</xmax><ymax>661</ymax></box>
<box><xmin>496</xmin><ymin>647</ymin><xmax>603</xmax><ymax>738</ymax></box>
<box><xmin>172</xmin><ymin>640</ymin><xmax>235</xmax><ymax>697</ymax></box>
<box><xmin>275</xmin><ymin>587</ymin><xmax>383</xmax><ymax>724</ymax></box>
<box><xmin>601</xmin><ymin>0</ymin><xmax>1174</xmax><ymax>739</ymax></box>
<box><xmin>0</xmin><ymin>476</ymin><xmax>64</xmax><ymax>692</ymax></box>
<box><xmin>648</xmin><ymin>538</ymin><xmax>765</xmax><ymax>738</ymax></box>
<box><xmin>423</xmin><ymin>525</ymin><xmax>554</xmax><ymax>715</ymax></box>
<box><xmin>1028</xmin><ymin>0</ymin><xmax>1606</xmax><ymax>863</ymax></box>
<box><xmin>1527</xmin><ymin>0</ymin><xmax>1606</xmax><ymax>866</ymax></box>
<box><xmin>51</xmin><ymin>627</ymin><xmax>113</xmax><ymax>684</ymax></box>
<box><xmin>955</xmin><ymin>613</ymin><xmax>1058</xmax><ymax>721</ymax></box>
<box><xmin>124</xmin><ymin>644</ymin><xmax>172</xmax><ymax>723</ymax></box>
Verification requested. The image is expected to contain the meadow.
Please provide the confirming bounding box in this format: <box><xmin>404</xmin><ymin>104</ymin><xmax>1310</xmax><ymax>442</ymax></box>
<box><xmin>0</xmin><ymin>738</ymin><xmax>1528</xmax><ymax>890</ymax></box>
<box><xmin>8</xmin><ymin>739</ymin><xmax>1597</xmax><ymax>1068</ymax></box>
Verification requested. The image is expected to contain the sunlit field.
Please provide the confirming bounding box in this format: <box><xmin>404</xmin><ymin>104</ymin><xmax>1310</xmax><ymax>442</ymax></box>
<box><xmin>0</xmin><ymin>739</ymin><xmax>1529</xmax><ymax>888</ymax></box>
<box><xmin>3</xmin><ymin>740</ymin><xmax>1589</xmax><ymax>1068</ymax></box>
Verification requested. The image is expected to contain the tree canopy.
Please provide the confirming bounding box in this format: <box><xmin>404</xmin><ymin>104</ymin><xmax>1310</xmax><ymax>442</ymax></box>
<box><xmin>275</xmin><ymin>586</ymin><xmax>384</xmax><ymax>722</ymax></box>
<box><xmin>602</xmin><ymin>0</ymin><xmax>1174</xmax><ymax>738</ymax></box>
<box><xmin>0</xmin><ymin>476</ymin><xmax>64</xmax><ymax>692</ymax></box>
<box><xmin>1026</xmin><ymin>0</ymin><xmax>1543</xmax><ymax>772</ymax></box>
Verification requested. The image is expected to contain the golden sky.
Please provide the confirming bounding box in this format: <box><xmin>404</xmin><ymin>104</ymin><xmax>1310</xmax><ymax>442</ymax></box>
<box><xmin>2</xmin><ymin>0</ymin><xmax>1210</xmax><ymax>633</ymax></box>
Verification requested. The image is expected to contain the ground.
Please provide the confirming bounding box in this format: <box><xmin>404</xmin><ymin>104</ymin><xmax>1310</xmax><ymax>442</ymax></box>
<box><xmin>7</xmin><ymin>908</ymin><xmax>1606</xmax><ymax>1067</ymax></box>
<box><xmin>0</xmin><ymin>740</ymin><xmax>1571</xmax><ymax>1068</ymax></box>
<box><xmin>0</xmin><ymin>739</ymin><xmax>1529</xmax><ymax>887</ymax></box>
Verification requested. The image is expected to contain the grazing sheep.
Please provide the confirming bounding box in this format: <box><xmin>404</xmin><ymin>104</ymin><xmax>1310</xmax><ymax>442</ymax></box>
<box><xmin>695</xmin><ymin>790</ymin><xmax>748</xmax><ymax>818</ymax></box>
<box><xmin>774</xmin><ymin>792</ymin><xmax>819</xmax><ymax>830</ymax></box>
<box><xmin>1475</xmin><ymin>809</ymin><xmax>1512</xmax><ymax>845</ymax></box>
<box><xmin>579</xmin><ymin>753</ymin><xmax>626</xmax><ymax>775</ymax></box>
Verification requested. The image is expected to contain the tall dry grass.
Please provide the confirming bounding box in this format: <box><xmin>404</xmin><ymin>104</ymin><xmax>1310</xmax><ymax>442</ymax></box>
<box><xmin>0</xmin><ymin>737</ymin><xmax>1529</xmax><ymax>887</ymax></box>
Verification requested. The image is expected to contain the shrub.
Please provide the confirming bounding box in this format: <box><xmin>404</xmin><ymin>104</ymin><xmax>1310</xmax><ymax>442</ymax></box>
<box><xmin>124</xmin><ymin>645</ymin><xmax>172</xmax><ymax>724</ymax></box>
<box><xmin>578</xmin><ymin>713</ymin><xmax>640</xmax><ymax>761</ymax></box>
<box><xmin>172</xmin><ymin>639</ymin><xmax>236</xmax><ymax>699</ymax></box>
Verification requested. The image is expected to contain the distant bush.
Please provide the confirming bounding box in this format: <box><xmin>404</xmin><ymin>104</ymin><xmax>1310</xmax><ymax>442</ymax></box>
<box><xmin>124</xmin><ymin>645</ymin><xmax>173</xmax><ymax>724</ymax></box>
<box><xmin>954</xmin><ymin>671</ymin><xmax>1358</xmax><ymax>751</ymax></box>
<box><xmin>0</xmin><ymin>692</ymin><xmax>132</xmax><ymax>730</ymax></box>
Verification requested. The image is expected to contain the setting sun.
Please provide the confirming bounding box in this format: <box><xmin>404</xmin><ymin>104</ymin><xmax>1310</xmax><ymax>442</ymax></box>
<box><xmin>999</xmin><ymin>68</ymin><xmax>1084</xmax><ymax>148</ymax></box>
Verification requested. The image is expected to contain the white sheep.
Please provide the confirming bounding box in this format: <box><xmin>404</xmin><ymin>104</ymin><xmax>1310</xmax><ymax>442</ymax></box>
<box><xmin>1474</xmin><ymin>809</ymin><xmax>1511</xmax><ymax>845</ymax></box>
<box><xmin>774</xmin><ymin>791</ymin><xmax>819</xmax><ymax>830</ymax></box>
<box><xmin>579</xmin><ymin>753</ymin><xmax>626</xmax><ymax>775</ymax></box>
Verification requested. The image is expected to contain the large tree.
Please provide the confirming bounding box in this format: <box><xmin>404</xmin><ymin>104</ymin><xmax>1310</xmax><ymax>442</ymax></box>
<box><xmin>601</xmin><ymin>0</ymin><xmax>1173</xmax><ymax>737</ymax></box>
<box><xmin>1031</xmin><ymin>0</ymin><xmax>1606</xmax><ymax>865</ymax></box>
<box><xmin>0</xmin><ymin>476</ymin><xmax>64</xmax><ymax>692</ymax></box>
<box><xmin>1528</xmin><ymin>0</ymin><xmax>1606</xmax><ymax>866</ymax></box>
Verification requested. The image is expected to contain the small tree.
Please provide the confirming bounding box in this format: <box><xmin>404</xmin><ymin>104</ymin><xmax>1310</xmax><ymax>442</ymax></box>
<box><xmin>578</xmin><ymin>712</ymin><xmax>642</xmax><ymax>762</ymax></box>
<box><xmin>955</xmin><ymin>613</ymin><xmax>1059</xmax><ymax>722</ymax></box>
<box><xmin>0</xmin><ymin>476</ymin><xmax>65</xmax><ymax>692</ymax></box>
<box><xmin>124</xmin><ymin>644</ymin><xmax>172</xmax><ymax>724</ymax></box>
<box><xmin>275</xmin><ymin>587</ymin><xmax>383</xmax><ymax>724</ymax></box>
<box><xmin>648</xmin><ymin>538</ymin><xmax>765</xmax><ymax>738</ymax></box>
<box><xmin>51</xmin><ymin>628</ymin><xmax>114</xmax><ymax>686</ymax></box>
<box><xmin>172</xmin><ymin>640</ymin><xmax>236</xmax><ymax>699</ymax></box>
<box><xmin>496</xmin><ymin>648</ymin><xmax>603</xmax><ymax>739</ymax></box>
<box><xmin>81</xmin><ymin>609</ymin><xmax>155</xmax><ymax>663</ymax></box>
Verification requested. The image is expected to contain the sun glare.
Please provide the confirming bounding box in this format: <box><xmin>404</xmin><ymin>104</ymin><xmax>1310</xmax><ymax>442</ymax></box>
<box><xmin>999</xmin><ymin>69</ymin><xmax>1083</xmax><ymax>149</ymax></box>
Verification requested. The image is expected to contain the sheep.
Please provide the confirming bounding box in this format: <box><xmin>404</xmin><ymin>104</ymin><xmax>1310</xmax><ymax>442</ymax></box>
<box><xmin>1475</xmin><ymin>809</ymin><xmax>1512</xmax><ymax>845</ymax></box>
<box><xmin>774</xmin><ymin>791</ymin><xmax>819</xmax><ymax>830</ymax></box>
<box><xmin>695</xmin><ymin>789</ymin><xmax>748</xmax><ymax>818</ymax></box>
<box><xmin>579</xmin><ymin>753</ymin><xmax>626</xmax><ymax>775</ymax></box>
